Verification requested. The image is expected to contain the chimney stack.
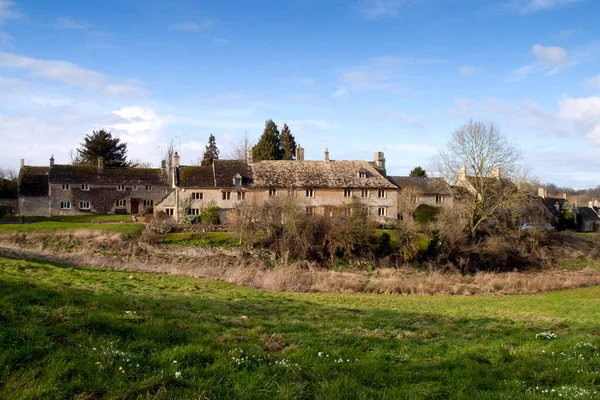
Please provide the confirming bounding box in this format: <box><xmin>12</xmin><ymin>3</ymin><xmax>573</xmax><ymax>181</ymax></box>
<box><xmin>295</xmin><ymin>145</ymin><xmax>304</xmax><ymax>161</ymax></box>
<box><xmin>97</xmin><ymin>157</ymin><xmax>104</xmax><ymax>171</ymax></box>
<box><xmin>161</xmin><ymin>159</ymin><xmax>167</xmax><ymax>174</ymax></box>
<box><xmin>563</xmin><ymin>193</ymin><xmax>567</xmax><ymax>200</ymax></box>
<box><xmin>374</xmin><ymin>151</ymin><xmax>385</xmax><ymax>171</ymax></box>
<box><xmin>246</xmin><ymin>149</ymin><xmax>253</xmax><ymax>164</ymax></box>
<box><xmin>537</xmin><ymin>187</ymin><xmax>546</xmax><ymax>198</ymax></box>
<box><xmin>492</xmin><ymin>167</ymin><xmax>500</xmax><ymax>180</ymax></box>
<box><xmin>173</xmin><ymin>152</ymin><xmax>180</xmax><ymax>168</ymax></box>
<box><xmin>589</xmin><ymin>201</ymin><xmax>594</xmax><ymax>208</ymax></box>
<box><xmin>459</xmin><ymin>165</ymin><xmax>467</xmax><ymax>182</ymax></box>
<box><xmin>324</xmin><ymin>148</ymin><xmax>329</xmax><ymax>162</ymax></box>
<box><xmin>20</xmin><ymin>159</ymin><xmax>25</xmax><ymax>168</ymax></box>
<box><xmin>50</xmin><ymin>155</ymin><xmax>55</xmax><ymax>167</ymax></box>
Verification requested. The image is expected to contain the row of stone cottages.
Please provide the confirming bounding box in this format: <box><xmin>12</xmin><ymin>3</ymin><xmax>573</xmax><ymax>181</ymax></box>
<box><xmin>17</xmin><ymin>147</ymin><xmax>457</xmax><ymax>223</ymax></box>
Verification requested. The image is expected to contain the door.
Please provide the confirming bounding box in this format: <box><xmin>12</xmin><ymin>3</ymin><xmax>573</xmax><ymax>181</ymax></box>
<box><xmin>131</xmin><ymin>199</ymin><xmax>139</xmax><ymax>215</ymax></box>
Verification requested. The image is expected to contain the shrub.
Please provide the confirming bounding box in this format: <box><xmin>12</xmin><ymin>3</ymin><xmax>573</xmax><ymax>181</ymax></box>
<box><xmin>201</xmin><ymin>206</ymin><xmax>220</xmax><ymax>225</ymax></box>
<box><xmin>374</xmin><ymin>232</ymin><xmax>391</xmax><ymax>257</ymax></box>
<box><xmin>413</xmin><ymin>204</ymin><xmax>440</xmax><ymax>225</ymax></box>
<box><xmin>144</xmin><ymin>206</ymin><xmax>154</xmax><ymax>215</ymax></box>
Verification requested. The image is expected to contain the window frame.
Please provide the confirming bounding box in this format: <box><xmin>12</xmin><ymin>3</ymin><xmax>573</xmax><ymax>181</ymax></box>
<box><xmin>344</xmin><ymin>189</ymin><xmax>352</xmax><ymax>198</ymax></box>
<box><xmin>60</xmin><ymin>201</ymin><xmax>71</xmax><ymax>209</ymax></box>
<box><xmin>115</xmin><ymin>199</ymin><xmax>127</xmax><ymax>208</ymax></box>
<box><xmin>378</xmin><ymin>189</ymin><xmax>386</xmax><ymax>198</ymax></box>
<box><xmin>143</xmin><ymin>199</ymin><xmax>154</xmax><ymax>207</ymax></box>
<box><xmin>79</xmin><ymin>201</ymin><xmax>90</xmax><ymax>210</ymax></box>
<box><xmin>81</xmin><ymin>184</ymin><xmax>90</xmax><ymax>191</ymax></box>
<box><xmin>377</xmin><ymin>207</ymin><xmax>387</xmax><ymax>217</ymax></box>
<box><xmin>306</xmin><ymin>188</ymin><xmax>314</xmax><ymax>198</ymax></box>
<box><xmin>360</xmin><ymin>189</ymin><xmax>369</xmax><ymax>198</ymax></box>
<box><xmin>61</xmin><ymin>183</ymin><xmax>70</xmax><ymax>190</ymax></box>
<box><xmin>268</xmin><ymin>188</ymin><xmax>277</xmax><ymax>197</ymax></box>
<box><xmin>117</xmin><ymin>184</ymin><xmax>125</xmax><ymax>191</ymax></box>
<box><xmin>237</xmin><ymin>191</ymin><xmax>246</xmax><ymax>200</ymax></box>
<box><xmin>192</xmin><ymin>192</ymin><xmax>204</xmax><ymax>200</ymax></box>
<box><xmin>435</xmin><ymin>195</ymin><xmax>444</xmax><ymax>204</ymax></box>
<box><xmin>145</xmin><ymin>185</ymin><xmax>152</xmax><ymax>191</ymax></box>
<box><xmin>165</xmin><ymin>208</ymin><xmax>174</xmax><ymax>216</ymax></box>
<box><xmin>133</xmin><ymin>185</ymin><xmax>138</xmax><ymax>191</ymax></box>
<box><xmin>222</xmin><ymin>191</ymin><xmax>231</xmax><ymax>200</ymax></box>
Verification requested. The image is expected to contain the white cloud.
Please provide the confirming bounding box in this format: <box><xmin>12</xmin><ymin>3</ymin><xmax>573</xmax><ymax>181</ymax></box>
<box><xmin>48</xmin><ymin>17</ymin><xmax>91</xmax><ymax>30</ymax></box>
<box><xmin>588</xmin><ymin>75</ymin><xmax>600</xmax><ymax>90</ymax></box>
<box><xmin>170</xmin><ymin>20</ymin><xmax>215</xmax><ymax>32</ymax></box>
<box><xmin>358</xmin><ymin>0</ymin><xmax>414</xmax><ymax>19</ymax></box>
<box><xmin>459</xmin><ymin>65</ymin><xmax>482</xmax><ymax>76</ymax></box>
<box><xmin>0</xmin><ymin>52</ymin><xmax>144</xmax><ymax>96</ymax></box>
<box><xmin>532</xmin><ymin>44</ymin><xmax>568</xmax><ymax>65</ymax></box>
<box><xmin>331</xmin><ymin>89</ymin><xmax>347</xmax><ymax>98</ymax></box>
<box><xmin>558</xmin><ymin>96</ymin><xmax>600</xmax><ymax>145</ymax></box>
<box><xmin>554</xmin><ymin>29</ymin><xmax>573</xmax><ymax>38</ymax></box>
<box><xmin>0</xmin><ymin>0</ymin><xmax>21</xmax><ymax>24</ymax></box>
<box><xmin>511</xmin><ymin>0</ymin><xmax>581</xmax><ymax>14</ymax></box>
<box><xmin>109</xmin><ymin>106</ymin><xmax>168</xmax><ymax>145</ymax></box>
<box><xmin>340</xmin><ymin>70</ymin><xmax>392</xmax><ymax>90</ymax></box>
<box><xmin>0</xmin><ymin>31</ymin><xmax>10</xmax><ymax>46</ymax></box>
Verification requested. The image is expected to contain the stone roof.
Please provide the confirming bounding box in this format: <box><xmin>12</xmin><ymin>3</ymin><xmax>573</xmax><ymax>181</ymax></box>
<box><xmin>177</xmin><ymin>160</ymin><xmax>252</xmax><ymax>188</ymax></box>
<box><xmin>578</xmin><ymin>206</ymin><xmax>600</xmax><ymax>222</ymax></box>
<box><xmin>178</xmin><ymin>166</ymin><xmax>214</xmax><ymax>187</ymax></box>
<box><xmin>249</xmin><ymin>160</ymin><xmax>397</xmax><ymax>189</ymax></box>
<box><xmin>19</xmin><ymin>166</ymin><xmax>49</xmax><ymax>197</ymax></box>
<box><xmin>390</xmin><ymin>176</ymin><xmax>452</xmax><ymax>195</ymax></box>
<box><xmin>215</xmin><ymin>160</ymin><xmax>252</xmax><ymax>187</ymax></box>
<box><xmin>47</xmin><ymin>165</ymin><xmax>168</xmax><ymax>185</ymax></box>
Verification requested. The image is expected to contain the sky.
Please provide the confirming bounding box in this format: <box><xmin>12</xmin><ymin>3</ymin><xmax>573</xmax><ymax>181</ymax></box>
<box><xmin>0</xmin><ymin>0</ymin><xmax>599</xmax><ymax>188</ymax></box>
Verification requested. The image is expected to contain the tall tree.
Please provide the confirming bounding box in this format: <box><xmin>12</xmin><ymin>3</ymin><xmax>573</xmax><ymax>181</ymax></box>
<box><xmin>409</xmin><ymin>166</ymin><xmax>427</xmax><ymax>177</ymax></box>
<box><xmin>201</xmin><ymin>134</ymin><xmax>219</xmax><ymax>166</ymax></box>
<box><xmin>279</xmin><ymin>123</ymin><xmax>297</xmax><ymax>160</ymax></box>
<box><xmin>227</xmin><ymin>131</ymin><xmax>255</xmax><ymax>160</ymax></box>
<box><xmin>253</xmin><ymin>120</ymin><xmax>281</xmax><ymax>161</ymax></box>
<box><xmin>76</xmin><ymin>129</ymin><xmax>131</xmax><ymax>167</ymax></box>
<box><xmin>162</xmin><ymin>140</ymin><xmax>175</xmax><ymax>173</ymax></box>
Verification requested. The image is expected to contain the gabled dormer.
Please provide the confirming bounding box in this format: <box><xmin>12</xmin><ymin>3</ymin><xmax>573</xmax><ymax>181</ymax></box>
<box><xmin>233</xmin><ymin>173</ymin><xmax>243</xmax><ymax>187</ymax></box>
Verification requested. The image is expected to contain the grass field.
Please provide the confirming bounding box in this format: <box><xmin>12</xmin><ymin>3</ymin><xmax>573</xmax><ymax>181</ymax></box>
<box><xmin>1</xmin><ymin>256</ymin><xmax>599</xmax><ymax>399</ymax></box>
<box><xmin>1</xmin><ymin>214</ymin><xmax>135</xmax><ymax>223</ymax></box>
<box><xmin>160</xmin><ymin>231</ymin><xmax>239</xmax><ymax>247</ymax></box>
<box><xmin>0</xmin><ymin>221</ymin><xmax>143</xmax><ymax>237</ymax></box>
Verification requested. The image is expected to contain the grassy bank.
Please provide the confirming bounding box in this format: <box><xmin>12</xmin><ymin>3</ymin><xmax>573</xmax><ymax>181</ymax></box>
<box><xmin>160</xmin><ymin>231</ymin><xmax>239</xmax><ymax>247</ymax></box>
<box><xmin>1</xmin><ymin>255</ymin><xmax>599</xmax><ymax>399</ymax></box>
<box><xmin>0</xmin><ymin>221</ymin><xmax>143</xmax><ymax>237</ymax></box>
<box><xmin>1</xmin><ymin>214</ymin><xmax>135</xmax><ymax>223</ymax></box>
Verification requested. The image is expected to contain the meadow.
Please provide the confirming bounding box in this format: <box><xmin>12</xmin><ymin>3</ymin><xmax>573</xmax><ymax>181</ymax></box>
<box><xmin>1</xmin><ymin>255</ymin><xmax>599</xmax><ymax>399</ymax></box>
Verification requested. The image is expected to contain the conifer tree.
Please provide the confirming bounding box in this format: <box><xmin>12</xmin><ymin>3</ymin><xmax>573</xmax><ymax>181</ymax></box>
<box><xmin>201</xmin><ymin>134</ymin><xmax>219</xmax><ymax>166</ymax></box>
<box><xmin>76</xmin><ymin>129</ymin><xmax>131</xmax><ymax>167</ymax></box>
<box><xmin>280</xmin><ymin>123</ymin><xmax>297</xmax><ymax>160</ymax></box>
<box><xmin>409</xmin><ymin>166</ymin><xmax>427</xmax><ymax>177</ymax></box>
<box><xmin>253</xmin><ymin>120</ymin><xmax>281</xmax><ymax>161</ymax></box>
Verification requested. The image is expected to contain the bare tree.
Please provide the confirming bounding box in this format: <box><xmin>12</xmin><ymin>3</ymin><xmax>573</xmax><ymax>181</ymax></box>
<box><xmin>132</xmin><ymin>159</ymin><xmax>153</xmax><ymax>168</ymax></box>
<box><xmin>163</xmin><ymin>140</ymin><xmax>175</xmax><ymax>173</ymax></box>
<box><xmin>227</xmin><ymin>131</ymin><xmax>254</xmax><ymax>160</ymax></box>
<box><xmin>396</xmin><ymin>185</ymin><xmax>422</xmax><ymax>223</ymax></box>
<box><xmin>0</xmin><ymin>168</ymin><xmax>17</xmax><ymax>180</ymax></box>
<box><xmin>433</xmin><ymin>120</ymin><xmax>525</xmax><ymax>238</ymax></box>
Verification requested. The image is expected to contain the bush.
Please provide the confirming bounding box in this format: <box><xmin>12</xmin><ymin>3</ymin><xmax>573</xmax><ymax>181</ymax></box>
<box><xmin>144</xmin><ymin>206</ymin><xmax>154</xmax><ymax>215</ymax></box>
<box><xmin>413</xmin><ymin>204</ymin><xmax>440</xmax><ymax>225</ymax></box>
<box><xmin>201</xmin><ymin>206</ymin><xmax>220</xmax><ymax>225</ymax></box>
<box><xmin>374</xmin><ymin>232</ymin><xmax>392</xmax><ymax>257</ymax></box>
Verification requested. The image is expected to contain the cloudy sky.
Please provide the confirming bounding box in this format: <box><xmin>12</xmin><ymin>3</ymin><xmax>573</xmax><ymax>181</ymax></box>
<box><xmin>0</xmin><ymin>0</ymin><xmax>599</xmax><ymax>188</ymax></box>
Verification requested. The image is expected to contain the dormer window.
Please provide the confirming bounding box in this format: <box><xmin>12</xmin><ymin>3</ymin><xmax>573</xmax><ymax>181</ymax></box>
<box><xmin>359</xmin><ymin>171</ymin><xmax>368</xmax><ymax>179</ymax></box>
<box><xmin>233</xmin><ymin>173</ymin><xmax>243</xmax><ymax>186</ymax></box>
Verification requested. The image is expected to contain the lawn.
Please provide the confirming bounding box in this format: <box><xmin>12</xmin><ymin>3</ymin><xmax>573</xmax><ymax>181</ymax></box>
<box><xmin>160</xmin><ymin>231</ymin><xmax>239</xmax><ymax>247</ymax></box>
<box><xmin>1</xmin><ymin>214</ymin><xmax>134</xmax><ymax>223</ymax></box>
<box><xmin>1</xmin><ymin>255</ymin><xmax>599</xmax><ymax>399</ymax></box>
<box><xmin>0</xmin><ymin>221</ymin><xmax>143</xmax><ymax>237</ymax></box>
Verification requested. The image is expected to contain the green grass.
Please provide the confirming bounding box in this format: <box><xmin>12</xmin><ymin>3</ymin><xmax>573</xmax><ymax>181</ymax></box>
<box><xmin>2</xmin><ymin>214</ymin><xmax>134</xmax><ymax>223</ymax></box>
<box><xmin>1</xmin><ymin>256</ymin><xmax>600</xmax><ymax>399</ymax></box>
<box><xmin>0</xmin><ymin>221</ymin><xmax>143</xmax><ymax>237</ymax></box>
<box><xmin>160</xmin><ymin>231</ymin><xmax>240</xmax><ymax>247</ymax></box>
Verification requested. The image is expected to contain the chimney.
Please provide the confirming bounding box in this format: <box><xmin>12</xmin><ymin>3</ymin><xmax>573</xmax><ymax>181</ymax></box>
<box><xmin>374</xmin><ymin>151</ymin><xmax>385</xmax><ymax>171</ymax></box>
<box><xmin>459</xmin><ymin>165</ymin><xmax>467</xmax><ymax>182</ymax></box>
<box><xmin>50</xmin><ymin>155</ymin><xmax>55</xmax><ymax>167</ymax></box>
<box><xmin>20</xmin><ymin>159</ymin><xmax>25</xmax><ymax>168</ymax></box>
<box><xmin>246</xmin><ymin>149</ymin><xmax>253</xmax><ymax>164</ymax></box>
<box><xmin>324</xmin><ymin>148</ymin><xmax>329</xmax><ymax>162</ymax></box>
<box><xmin>537</xmin><ymin>187</ymin><xmax>546</xmax><ymax>198</ymax></box>
<box><xmin>161</xmin><ymin>159</ymin><xmax>167</xmax><ymax>174</ymax></box>
<box><xmin>97</xmin><ymin>157</ymin><xmax>104</xmax><ymax>171</ymax></box>
<box><xmin>295</xmin><ymin>145</ymin><xmax>304</xmax><ymax>161</ymax></box>
<box><xmin>173</xmin><ymin>152</ymin><xmax>180</xmax><ymax>168</ymax></box>
<box><xmin>563</xmin><ymin>193</ymin><xmax>567</xmax><ymax>200</ymax></box>
<box><xmin>492</xmin><ymin>167</ymin><xmax>500</xmax><ymax>180</ymax></box>
<box><xmin>589</xmin><ymin>201</ymin><xmax>594</xmax><ymax>208</ymax></box>
<box><xmin>595</xmin><ymin>200</ymin><xmax>599</xmax><ymax>208</ymax></box>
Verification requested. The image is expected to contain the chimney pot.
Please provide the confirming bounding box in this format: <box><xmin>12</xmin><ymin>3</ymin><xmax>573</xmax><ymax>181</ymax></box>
<box><xmin>173</xmin><ymin>152</ymin><xmax>180</xmax><ymax>168</ymax></box>
<box><xmin>50</xmin><ymin>155</ymin><xmax>55</xmax><ymax>167</ymax></box>
<box><xmin>295</xmin><ymin>146</ymin><xmax>304</xmax><ymax>161</ymax></box>
<box><xmin>324</xmin><ymin>148</ymin><xmax>329</xmax><ymax>162</ymax></box>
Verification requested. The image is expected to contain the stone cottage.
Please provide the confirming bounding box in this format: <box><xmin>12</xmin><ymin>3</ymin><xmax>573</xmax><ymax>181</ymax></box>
<box><xmin>18</xmin><ymin>156</ymin><xmax>170</xmax><ymax>216</ymax></box>
<box><xmin>390</xmin><ymin>176</ymin><xmax>454</xmax><ymax>209</ymax></box>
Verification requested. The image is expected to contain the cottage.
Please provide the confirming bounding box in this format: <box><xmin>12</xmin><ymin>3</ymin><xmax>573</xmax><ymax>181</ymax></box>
<box><xmin>18</xmin><ymin>156</ymin><xmax>169</xmax><ymax>216</ymax></box>
<box><xmin>390</xmin><ymin>176</ymin><xmax>453</xmax><ymax>208</ymax></box>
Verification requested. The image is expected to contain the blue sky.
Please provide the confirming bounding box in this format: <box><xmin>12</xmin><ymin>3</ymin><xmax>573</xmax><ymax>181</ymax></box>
<box><xmin>1</xmin><ymin>0</ymin><xmax>600</xmax><ymax>188</ymax></box>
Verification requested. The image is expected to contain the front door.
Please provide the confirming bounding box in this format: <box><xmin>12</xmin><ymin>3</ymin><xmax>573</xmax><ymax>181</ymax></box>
<box><xmin>131</xmin><ymin>199</ymin><xmax>139</xmax><ymax>215</ymax></box>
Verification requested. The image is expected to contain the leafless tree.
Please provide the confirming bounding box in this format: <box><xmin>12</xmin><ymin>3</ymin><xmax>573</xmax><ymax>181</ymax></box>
<box><xmin>163</xmin><ymin>140</ymin><xmax>175</xmax><ymax>172</ymax></box>
<box><xmin>396</xmin><ymin>185</ymin><xmax>423</xmax><ymax>223</ymax></box>
<box><xmin>227</xmin><ymin>131</ymin><xmax>254</xmax><ymax>160</ymax></box>
<box><xmin>132</xmin><ymin>159</ymin><xmax>153</xmax><ymax>168</ymax></box>
<box><xmin>433</xmin><ymin>120</ymin><xmax>525</xmax><ymax>238</ymax></box>
<box><xmin>0</xmin><ymin>168</ymin><xmax>17</xmax><ymax>180</ymax></box>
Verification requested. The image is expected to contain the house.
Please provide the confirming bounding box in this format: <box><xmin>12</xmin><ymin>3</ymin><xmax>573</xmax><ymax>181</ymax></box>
<box><xmin>154</xmin><ymin>148</ymin><xmax>398</xmax><ymax>224</ymax></box>
<box><xmin>0</xmin><ymin>176</ymin><xmax>18</xmax><ymax>215</ymax></box>
<box><xmin>574</xmin><ymin>205</ymin><xmax>600</xmax><ymax>232</ymax></box>
<box><xmin>390</xmin><ymin>176</ymin><xmax>454</xmax><ymax>209</ymax></box>
<box><xmin>18</xmin><ymin>156</ymin><xmax>170</xmax><ymax>216</ymax></box>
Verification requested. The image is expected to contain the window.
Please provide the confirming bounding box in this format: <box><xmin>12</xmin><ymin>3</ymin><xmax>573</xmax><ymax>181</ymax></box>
<box><xmin>306</xmin><ymin>207</ymin><xmax>314</xmax><ymax>215</ymax></box>
<box><xmin>344</xmin><ymin>189</ymin><xmax>352</xmax><ymax>198</ymax></box>
<box><xmin>117</xmin><ymin>184</ymin><xmax>125</xmax><ymax>191</ymax></box>
<box><xmin>378</xmin><ymin>189</ymin><xmax>386</xmax><ymax>198</ymax></box>
<box><xmin>60</xmin><ymin>201</ymin><xmax>70</xmax><ymax>209</ymax></box>
<box><xmin>145</xmin><ymin>185</ymin><xmax>152</xmax><ymax>191</ymax></box>
<box><xmin>269</xmin><ymin>188</ymin><xmax>277</xmax><ymax>197</ymax></box>
<box><xmin>143</xmin><ymin>199</ymin><xmax>154</xmax><ymax>207</ymax></box>
<box><xmin>306</xmin><ymin>188</ymin><xmax>314</xmax><ymax>198</ymax></box>
<box><xmin>62</xmin><ymin>183</ymin><xmax>70</xmax><ymax>190</ymax></box>
<box><xmin>165</xmin><ymin>208</ymin><xmax>174</xmax><ymax>216</ymax></box>
<box><xmin>436</xmin><ymin>195</ymin><xmax>444</xmax><ymax>204</ymax></box>
<box><xmin>79</xmin><ymin>201</ymin><xmax>90</xmax><ymax>210</ymax></box>
<box><xmin>115</xmin><ymin>199</ymin><xmax>126</xmax><ymax>207</ymax></box>
<box><xmin>360</xmin><ymin>189</ymin><xmax>369</xmax><ymax>198</ymax></box>
<box><xmin>192</xmin><ymin>192</ymin><xmax>203</xmax><ymax>200</ymax></box>
<box><xmin>190</xmin><ymin>208</ymin><xmax>200</xmax><ymax>216</ymax></box>
<box><xmin>359</xmin><ymin>171</ymin><xmax>368</xmax><ymax>179</ymax></box>
<box><xmin>133</xmin><ymin>185</ymin><xmax>138</xmax><ymax>191</ymax></box>
<box><xmin>233</xmin><ymin>174</ymin><xmax>242</xmax><ymax>186</ymax></box>
<box><xmin>378</xmin><ymin>207</ymin><xmax>387</xmax><ymax>217</ymax></box>
<box><xmin>222</xmin><ymin>191</ymin><xmax>231</xmax><ymax>200</ymax></box>
<box><xmin>237</xmin><ymin>191</ymin><xmax>246</xmax><ymax>200</ymax></box>
<box><xmin>81</xmin><ymin>184</ymin><xmax>89</xmax><ymax>191</ymax></box>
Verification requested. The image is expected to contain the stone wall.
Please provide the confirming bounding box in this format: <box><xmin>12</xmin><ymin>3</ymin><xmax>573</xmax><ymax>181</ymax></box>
<box><xmin>19</xmin><ymin>196</ymin><xmax>50</xmax><ymax>216</ymax></box>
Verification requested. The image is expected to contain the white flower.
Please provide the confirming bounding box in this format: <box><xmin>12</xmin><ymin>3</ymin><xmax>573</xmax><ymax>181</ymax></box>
<box><xmin>318</xmin><ymin>352</ymin><xmax>322</xmax><ymax>357</ymax></box>
<box><xmin>173</xmin><ymin>360</ymin><xmax>177</xmax><ymax>364</ymax></box>
<box><xmin>175</xmin><ymin>371</ymin><xmax>182</xmax><ymax>378</ymax></box>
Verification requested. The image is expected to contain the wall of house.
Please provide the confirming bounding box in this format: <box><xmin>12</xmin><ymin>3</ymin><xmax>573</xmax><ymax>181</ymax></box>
<box><xmin>19</xmin><ymin>196</ymin><xmax>50</xmax><ymax>216</ymax></box>
<box><xmin>417</xmin><ymin>194</ymin><xmax>453</xmax><ymax>208</ymax></box>
<box><xmin>49</xmin><ymin>183</ymin><xmax>169</xmax><ymax>216</ymax></box>
<box><xmin>0</xmin><ymin>198</ymin><xmax>19</xmax><ymax>215</ymax></box>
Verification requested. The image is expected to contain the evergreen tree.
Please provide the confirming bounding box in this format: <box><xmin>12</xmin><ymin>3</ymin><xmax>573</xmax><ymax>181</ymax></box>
<box><xmin>409</xmin><ymin>166</ymin><xmax>427</xmax><ymax>177</ymax></box>
<box><xmin>201</xmin><ymin>134</ymin><xmax>219</xmax><ymax>166</ymax></box>
<box><xmin>279</xmin><ymin>123</ymin><xmax>297</xmax><ymax>160</ymax></box>
<box><xmin>76</xmin><ymin>129</ymin><xmax>131</xmax><ymax>167</ymax></box>
<box><xmin>253</xmin><ymin>120</ymin><xmax>281</xmax><ymax>161</ymax></box>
